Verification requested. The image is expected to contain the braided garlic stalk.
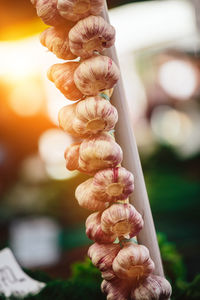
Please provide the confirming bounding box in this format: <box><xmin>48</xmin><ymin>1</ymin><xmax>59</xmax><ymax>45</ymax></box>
<box><xmin>31</xmin><ymin>1</ymin><xmax>172</xmax><ymax>299</ymax></box>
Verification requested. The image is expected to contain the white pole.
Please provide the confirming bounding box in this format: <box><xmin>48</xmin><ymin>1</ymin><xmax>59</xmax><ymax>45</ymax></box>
<box><xmin>101</xmin><ymin>1</ymin><xmax>164</xmax><ymax>277</ymax></box>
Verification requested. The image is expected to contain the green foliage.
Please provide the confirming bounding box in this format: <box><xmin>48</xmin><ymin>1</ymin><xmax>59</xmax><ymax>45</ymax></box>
<box><xmin>0</xmin><ymin>232</ymin><xmax>198</xmax><ymax>300</ymax></box>
<box><xmin>0</xmin><ymin>258</ymin><xmax>105</xmax><ymax>300</ymax></box>
<box><xmin>0</xmin><ymin>252</ymin><xmax>200</xmax><ymax>300</ymax></box>
<box><xmin>157</xmin><ymin>233</ymin><xmax>186</xmax><ymax>284</ymax></box>
<box><xmin>175</xmin><ymin>274</ymin><xmax>200</xmax><ymax>300</ymax></box>
<box><xmin>71</xmin><ymin>257</ymin><xmax>101</xmax><ymax>282</ymax></box>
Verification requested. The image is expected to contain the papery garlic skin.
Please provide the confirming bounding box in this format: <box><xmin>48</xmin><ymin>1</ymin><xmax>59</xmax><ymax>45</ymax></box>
<box><xmin>40</xmin><ymin>26</ymin><xmax>76</xmax><ymax>60</ymax></box>
<box><xmin>76</xmin><ymin>178</ymin><xmax>109</xmax><ymax>211</ymax></box>
<box><xmin>113</xmin><ymin>242</ymin><xmax>155</xmax><ymax>281</ymax></box>
<box><xmin>64</xmin><ymin>142</ymin><xmax>81</xmax><ymax>171</ymax></box>
<box><xmin>69</xmin><ymin>16</ymin><xmax>115</xmax><ymax>58</ymax></box>
<box><xmin>76</xmin><ymin>178</ymin><xmax>111</xmax><ymax>211</ymax></box>
<box><xmin>86</xmin><ymin>212</ymin><xmax>116</xmax><ymax>243</ymax></box>
<box><xmin>88</xmin><ymin>243</ymin><xmax>120</xmax><ymax>275</ymax></box>
<box><xmin>79</xmin><ymin>132</ymin><xmax>123</xmax><ymax>174</ymax></box>
<box><xmin>101</xmin><ymin>278</ymin><xmax>132</xmax><ymax>300</ymax></box>
<box><xmin>32</xmin><ymin>0</ymin><xmax>66</xmax><ymax>26</ymax></box>
<box><xmin>75</xmin><ymin>167</ymin><xmax>134</xmax><ymax>210</ymax></box>
<box><xmin>74</xmin><ymin>96</ymin><xmax>118</xmax><ymax>136</ymax></box>
<box><xmin>59</xmin><ymin>96</ymin><xmax>118</xmax><ymax>138</ymax></box>
<box><xmin>59</xmin><ymin>103</ymin><xmax>78</xmax><ymax>137</ymax></box>
<box><xmin>101</xmin><ymin>204</ymin><xmax>143</xmax><ymax>239</ymax></box>
<box><xmin>74</xmin><ymin>55</ymin><xmax>120</xmax><ymax>96</ymax></box>
<box><xmin>131</xmin><ymin>275</ymin><xmax>172</xmax><ymax>300</ymax></box>
<box><xmin>64</xmin><ymin>133</ymin><xmax>123</xmax><ymax>175</ymax></box>
<box><xmin>92</xmin><ymin>167</ymin><xmax>134</xmax><ymax>201</ymax></box>
<box><xmin>47</xmin><ymin>62</ymin><xmax>83</xmax><ymax>101</ymax></box>
<box><xmin>57</xmin><ymin>0</ymin><xmax>104</xmax><ymax>22</ymax></box>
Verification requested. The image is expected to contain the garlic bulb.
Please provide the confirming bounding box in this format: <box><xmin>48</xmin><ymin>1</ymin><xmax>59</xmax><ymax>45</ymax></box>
<box><xmin>69</xmin><ymin>16</ymin><xmax>115</xmax><ymax>58</ymax></box>
<box><xmin>131</xmin><ymin>275</ymin><xmax>172</xmax><ymax>300</ymax></box>
<box><xmin>88</xmin><ymin>243</ymin><xmax>120</xmax><ymax>275</ymax></box>
<box><xmin>92</xmin><ymin>167</ymin><xmax>134</xmax><ymax>201</ymax></box>
<box><xmin>58</xmin><ymin>103</ymin><xmax>78</xmax><ymax>137</ymax></box>
<box><xmin>112</xmin><ymin>242</ymin><xmax>155</xmax><ymax>281</ymax></box>
<box><xmin>101</xmin><ymin>204</ymin><xmax>143</xmax><ymax>239</ymax></box>
<box><xmin>64</xmin><ymin>134</ymin><xmax>122</xmax><ymax>175</ymax></box>
<box><xmin>59</xmin><ymin>96</ymin><xmax>118</xmax><ymax>137</ymax></box>
<box><xmin>32</xmin><ymin>0</ymin><xmax>66</xmax><ymax>26</ymax></box>
<box><xmin>101</xmin><ymin>278</ymin><xmax>132</xmax><ymax>300</ymax></box>
<box><xmin>47</xmin><ymin>62</ymin><xmax>83</xmax><ymax>101</ymax></box>
<box><xmin>76</xmin><ymin>179</ymin><xmax>109</xmax><ymax>211</ymax></box>
<box><xmin>57</xmin><ymin>0</ymin><xmax>104</xmax><ymax>22</ymax></box>
<box><xmin>74</xmin><ymin>55</ymin><xmax>120</xmax><ymax>96</ymax></box>
<box><xmin>79</xmin><ymin>132</ymin><xmax>123</xmax><ymax>174</ymax></box>
<box><xmin>40</xmin><ymin>26</ymin><xmax>76</xmax><ymax>60</ymax></box>
<box><xmin>74</xmin><ymin>96</ymin><xmax>118</xmax><ymax>136</ymax></box>
<box><xmin>75</xmin><ymin>167</ymin><xmax>134</xmax><ymax>210</ymax></box>
<box><xmin>76</xmin><ymin>178</ymin><xmax>109</xmax><ymax>211</ymax></box>
<box><xmin>86</xmin><ymin>212</ymin><xmax>116</xmax><ymax>243</ymax></box>
<box><xmin>64</xmin><ymin>142</ymin><xmax>81</xmax><ymax>171</ymax></box>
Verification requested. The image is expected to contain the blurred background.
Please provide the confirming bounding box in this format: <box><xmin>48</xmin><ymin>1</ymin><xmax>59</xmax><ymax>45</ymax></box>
<box><xmin>0</xmin><ymin>0</ymin><xmax>200</xmax><ymax>295</ymax></box>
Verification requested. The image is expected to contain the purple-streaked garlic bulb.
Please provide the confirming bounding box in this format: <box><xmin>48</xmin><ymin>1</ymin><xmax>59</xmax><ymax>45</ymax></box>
<box><xmin>88</xmin><ymin>242</ymin><xmax>120</xmax><ymax>280</ymax></box>
<box><xmin>79</xmin><ymin>132</ymin><xmax>123</xmax><ymax>174</ymax></box>
<box><xmin>101</xmin><ymin>203</ymin><xmax>143</xmax><ymax>239</ymax></box>
<box><xmin>47</xmin><ymin>62</ymin><xmax>83</xmax><ymax>101</ymax></box>
<box><xmin>32</xmin><ymin>0</ymin><xmax>66</xmax><ymax>26</ymax></box>
<box><xmin>112</xmin><ymin>242</ymin><xmax>155</xmax><ymax>281</ymax></box>
<box><xmin>57</xmin><ymin>0</ymin><xmax>104</xmax><ymax>22</ymax></box>
<box><xmin>75</xmin><ymin>167</ymin><xmax>134</xmax><ymax>210</ymax></box>
<box><xmin>131</xmin><ymin>275</ymin><xmax>172</xmax><ymax>300</ymax></box>
<box><xmin>76</xmin><ymin>179</ymin><xmax>109</xmax><ymax>211</ymax></box>
<box><xmin>59</xmin><ymin>96</ymin><xmax>118</xmax><ymax>137</ymax></box>
<box><xmin>86</xmin><ymin>212</ymin><xmax>116</xmax><ymax>243</ymax></box>
<box><xmin>74</xmin><ymin>55</ymin><xmax>120</xmax><ymax>95</ymax></box>
<box><xmin>40</xmin><ymin>26</ymin><xmax>76</xmax><ymax>60</ymax></box>
<box><xmin>75</xmin><ymin>168</ymin><xmax>134</xmax><ymax>210</ymax></box>
<box><xmin>101</xmin><ymin>278</ymin><xmax>132</xmax><ymax>300</ymax></box>
<box><xmin>92</xmin><ymin>167</ymin><xmax>134</xmax><ymax>201</ymax></box>
<box><xmin>69</xmin><ymin>15</ymin><xmax>115</xmax><ymax>58</ymax></box>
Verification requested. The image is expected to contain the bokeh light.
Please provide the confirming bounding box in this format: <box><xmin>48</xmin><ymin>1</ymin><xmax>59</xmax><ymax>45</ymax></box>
<box><xmin>9</xmin><ymin>79</ymin><xmax>44</xmax><ymax>116</ymax></box>
<box><xmin>158</xmin><ymin>59</ymin><xmax>198</xmax><ymax>100</ymax></box>
<box><xmin>38</xmin><ymin>129</ymin><xmax>78</xmax><ymax>180</ymax></box>
<box><xmin>151</xmin><ymin>105</ymin><xmax>193</xmax><ymax>146</ymax></box>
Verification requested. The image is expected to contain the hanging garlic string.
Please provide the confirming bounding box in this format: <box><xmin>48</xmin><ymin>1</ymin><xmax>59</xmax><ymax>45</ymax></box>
<box><xmin>31</xmin><ymin>1</ymin><xmax>172</xmax><ymax>298</ymax></box>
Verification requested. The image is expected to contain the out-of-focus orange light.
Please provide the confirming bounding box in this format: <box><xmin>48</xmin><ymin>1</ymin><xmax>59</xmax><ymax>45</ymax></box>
<box><xmin>0</xmin><ymin>36</ymin><xmax>46</xmax><ymax>116</ymax></box>
<box><xmin>9</xmin><ymin>79</ymin><xmax>44</xmax><ymax>117</ymax></box>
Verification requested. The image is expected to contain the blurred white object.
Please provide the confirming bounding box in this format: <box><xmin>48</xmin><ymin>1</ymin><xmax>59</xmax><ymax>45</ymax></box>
<box><xmin>38</xmin><ymin>128</ymin><xmax>77</xmax><ymax>180</ymax></box>
<box><xmin>158</xmin><ymin>59</ymin><xmax>198</xmax><ymax>100</ymax></box>
<box><xmin>46</xmin><ymin>163</ymin><xmax>78</xmax><ymax>180</ymax></box>
<box><xmin>10</xmin><ymin>218</ymin><xmax>60</xmax><ymax>268</ymax></box>
<box><xmin>109</xmin><ymin>0</ymin><xmax>197</xmax><ymax>54</ymax></box>
<box><xmin>151</xmin><ymin>105</ymin><xmax>193</xmax><ymax>146</ymax></box>
<box><xmin>108</xmin><ymin>0</ymin><xmax>198</xmax><ymax>121</ymax></box>
<box><xmin>39</xmin><ymin>129</ymin><xmax>73</xmax><ymax>165</ymax></box>
<box><xmin>0</xmin><ymin>248</ymin><xmax>45</xmax><ymax>297</ymax></box>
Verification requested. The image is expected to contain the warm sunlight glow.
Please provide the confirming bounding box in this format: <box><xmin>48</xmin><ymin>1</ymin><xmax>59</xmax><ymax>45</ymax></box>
<box><xmin>9</xmin><ymin>79</ymin><xmax>44</xmax><ymax>116</ymax></box>
<box><xmin>0</xmin><ymin>38</ymin><xmax>40</xmax><ymax>82</ymax></box>
<box><xmin>0</xmin><ymin>36</ymin><xmax>46</xmax><ymax>116</ymax></box>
